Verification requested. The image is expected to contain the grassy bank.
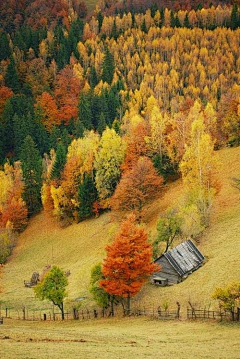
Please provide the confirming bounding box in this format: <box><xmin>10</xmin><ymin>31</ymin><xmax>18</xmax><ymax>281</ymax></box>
<box><xmin>0</xmin><ymin>317</ymin><xmax>240</xmax><ymax>359</ymax></box>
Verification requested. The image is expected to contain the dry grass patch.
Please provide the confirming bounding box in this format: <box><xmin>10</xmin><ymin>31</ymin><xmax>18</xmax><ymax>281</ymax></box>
<box><xmin>0</xmin><ymin>318</ymin><xmax>240</xmax><ymax>359</ymax></box>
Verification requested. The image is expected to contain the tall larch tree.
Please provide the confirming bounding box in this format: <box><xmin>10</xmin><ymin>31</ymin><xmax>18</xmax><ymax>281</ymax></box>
<box><xmin>100</xmin><ymin>213</ymin><xmax>159</xmax><ymax>315</ymax></box>
<box><xmin>179</xmin><ymin>113</ymin><xmax>218</xmax><ymax>225</ymax></box>
<box><xmin>94</xmin><ymin>127</ymin><xmax>125</xmax><ymax>205</ymax></box>
<box><xmin>20</xmin><ymin>135</ymin><xmax>43</xmax><ymax>216</ymax></box>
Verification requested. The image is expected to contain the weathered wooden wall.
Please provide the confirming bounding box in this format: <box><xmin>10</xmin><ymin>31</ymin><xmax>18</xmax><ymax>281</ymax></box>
<box><xmin>154</xmin><ymin>256</ymin><xmax>180</xmax><ymax>284</ymax></box>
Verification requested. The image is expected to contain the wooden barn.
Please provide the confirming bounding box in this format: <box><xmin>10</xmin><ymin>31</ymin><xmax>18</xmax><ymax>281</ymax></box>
<box><xmin>151</xmin><ymin>240</ymin><xmax>205</xmax><ymax>286</ymax></box>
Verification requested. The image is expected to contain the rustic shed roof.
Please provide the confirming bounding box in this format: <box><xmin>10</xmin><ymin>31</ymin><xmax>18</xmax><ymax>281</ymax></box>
<box><xmin>157</xmin><ymin>240</ymin><xmax>204</xmax><ymax>277</ymax></box>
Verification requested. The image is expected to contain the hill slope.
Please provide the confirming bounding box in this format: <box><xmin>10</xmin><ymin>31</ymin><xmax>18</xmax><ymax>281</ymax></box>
<box><xmin>0</xmin><ymin>147</ymin><xmax>240</xmax><ymax>311</ymax></box>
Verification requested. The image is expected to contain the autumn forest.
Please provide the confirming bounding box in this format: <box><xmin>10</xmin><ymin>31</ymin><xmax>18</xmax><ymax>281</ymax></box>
<box><xmin>0</xmin><ymin>0</ymin><xmax>239</xmax><ymax>266</ymax></box>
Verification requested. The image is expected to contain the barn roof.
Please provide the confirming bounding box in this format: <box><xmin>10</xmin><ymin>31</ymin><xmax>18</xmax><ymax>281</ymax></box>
<box><xmin>157</xmin><ymin>240</ymin><xmax>205</xmax><ymax>277</ymax></box>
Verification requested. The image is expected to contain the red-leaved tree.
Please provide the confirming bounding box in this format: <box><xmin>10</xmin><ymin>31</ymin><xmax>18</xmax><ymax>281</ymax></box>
<box><xmin>100</xmin><ymin>213</ymin><xmax>159</xmax><ymax>314</ymax></box>
<box><xmin>111</xmin><ymin>156</ymin><xmax>163</xmax><ymax>216</ymax></box>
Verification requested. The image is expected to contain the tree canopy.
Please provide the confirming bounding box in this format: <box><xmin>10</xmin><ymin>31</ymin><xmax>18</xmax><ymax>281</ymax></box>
<box><xmin>100</xmin><ymin>213</ymin><xmax>159</xmax><ymax>314</ymax></box>
<box><xmin>34</xmin><ymin>265</ymin><xmax>68</xmax><ymax>320</ymax></box>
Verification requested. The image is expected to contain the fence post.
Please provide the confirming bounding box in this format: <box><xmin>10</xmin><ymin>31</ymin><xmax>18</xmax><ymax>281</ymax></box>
<box><xmin>176</xmin><ymin>302</ymin><xmax>180</xmax><ymax>319</ymax></box>
<box><xmin>22</xmin><ymin>306</ymin><xmax>25</xmax><ymax>320</ymax></box>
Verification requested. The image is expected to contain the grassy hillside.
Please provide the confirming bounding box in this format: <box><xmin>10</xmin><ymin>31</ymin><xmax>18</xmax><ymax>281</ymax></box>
<box><xmin>1</xmin><ymin>318</ymin><xmax>240</xmax><ymax>359</ymax></box>
<box><xmin>0</xmin><ymin>146</ymin><xmax>240</xmax><ymax>311</ymax></box>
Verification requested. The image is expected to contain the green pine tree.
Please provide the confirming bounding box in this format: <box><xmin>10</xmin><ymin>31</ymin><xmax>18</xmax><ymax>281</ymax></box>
<box><xmin>102</xmin><ymin>48</ymin><xmax>115</xmax><ymax>85</ymax></box>
<box><xmin>78</xmin><ymin>175</ymin><xmax>98</xmax><ymax>221</ymax></box>
<box><xmin>12</xmin><ymin>31</ymin><xmax>26</xmax><ymax>52</ymax></box>
<box><xmin>111</xmin><ymin>19</ymin><xmax>118</xmax><ymax>40</ymax></box>
<box><xmin>5</xmin><ymin>56</ymin><xmax>20</xmax><ymax>93</ymax></box>
<box><xmin>74</xmin><ymin>119</ymin><xmax>85</xmax><ymax>138</ymax></box>
<box><xmin>97</xmin><ymin>112</ymin><xmax>107</xmax><ymax>135</ymax></box>
<box><xmin>61</xmin><ymin>128</ymin><xmax>71</xmax><ymax>149</ymax></box>
<box><xmin>0</xmin><ymin>122</ymin><xmax>6</xmax><ymax>164</ymax></box>
<box><xmin>112</xmin><ymin>119</ymin><xmax>121</xmax><ymax>134</ymax></box>
<box><xmin>90</xmin><ymin>66</ymin><xmax>99</xmax><ymax>88</ymax></box>
<box><xmin>13</xmin><ymin>113</ymin><xmax>29</xmax><ymax>156</ymax></box>
<box><xmin>231</xmin><ymin>3</ymin><xmax>239</xmax><ymax>29</ymax></box>
<box><xmin>51</xmin><ymin>142</ymin><xmax>67</xmax><ymax>180</ymax></box>
<box><xmin>78</xmin><ymin>92</ymin><xmax>93</xmax><ymax>129</ymax></box>
<box><xmin>184</xmin><ymin>13</ymin><xmax>190</xmax><ymax>28</ymax></box>
<box><xmin>20</xmin><ymin>136</ymin><xmax>43</xmax><ymax>216</ymax></box>
<box><xmin>97</xmin><ymin>11</ymin><xmax>103</xmax><ymax>32</ymax></box>
<box><xmin>0</xmin><ymin>31</ymin><xmax>11</xmax><ymax>61</ymax></box>
<box><xmin>49</xmin><ymin>126</ymin><xmax>62</xmax><ymax>150</ymax></box>
<box><xmin>107</xmin><ymin>88</ymin><xmax>119</xmax><ymax>125</ymax></box>
<box><xmin>30</xmin><ymin>29</ymin><xmax>40</xmax><ymax>56</ymax></box>
<box><xmin>141</xmin><ymin>18</ymin><xmax>147</xmax><ymax>33</ymax></box>
<box><xmin>170</xmin><ymin>11</ymin><xmax>176</xmax><ymax>27</ymax></box>
<box><xmin>160</xmin><ymin>8</ymin><xmax>165</xmax><ymax>27</ymax></box>
<box><xmin>175</xmin><ymin>15</ymin><xmax>181</xmax><ymax>28</ymax></box>
<box><xmin>56</xmin><ymin>42</ymin><xmax>70</xmax><ymax>70</ymax></box>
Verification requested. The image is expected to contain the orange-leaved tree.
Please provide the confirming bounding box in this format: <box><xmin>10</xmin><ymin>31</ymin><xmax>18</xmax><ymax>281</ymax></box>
<box><xmin>0</xmin><ymin>162</ymin><xmax>28</xmax><ymax>231</ymax></box>
<box><xmin>100</xmin><ymin>213</ymin><xmax>159</xmax><ymax>315</ymax></box>
<box><xmin>111</xmin><ymin>156</ymin><xmax>163</xmax><ymax>216</ymax></box>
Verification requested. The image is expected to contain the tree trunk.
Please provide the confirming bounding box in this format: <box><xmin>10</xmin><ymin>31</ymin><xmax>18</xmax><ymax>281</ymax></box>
<box><xmin>237</xmin><ymin>307</ymin><xmax>240</xmax><ymax>321</ymax></box>
<box><xmin>59</xmin><ymin>304</ymin><xmax>64</xmax><ymax>320</ymax></box>
<box><xmin>126</xmin><ymin>294</ymin><xmax>131</xmax><ymax>316</ymax></box>
<box><xmin>110</xmin><ymin>297</ymin><xmax>114</xmax><ymax>317</ymax></box>
<box><xmin>164</xmin><ymin>240</ymin><xmax>170</xmax><ymax>253</ymax></box>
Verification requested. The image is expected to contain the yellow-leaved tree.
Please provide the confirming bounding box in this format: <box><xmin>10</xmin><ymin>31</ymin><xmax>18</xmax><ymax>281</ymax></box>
<box><xmin>0</xmin><ymin>162</ymin><xmax>28</xmax><ymax>231</ymax></box>
<box><xmin>94</xmin><ymin>127</ymin><xmax>126</xmax><ymax>206</ymax></box>
<box><xmin>179</xmin><ymin>113</ymin><xmax>219</xmax><ymax>227</ymax></box>
<box><xmin>51</xmin><ymin>131</ymin><xmax>100</xmax><ymax>222</ymax></box>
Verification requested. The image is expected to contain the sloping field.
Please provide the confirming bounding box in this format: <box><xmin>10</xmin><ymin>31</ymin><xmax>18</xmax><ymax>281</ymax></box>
<box><xmin>1</xmin><ymin>318</ymin><xmax>240</xmax><ymax>359</ymax></box>
<box><xmin>139</xmin><ymin>146</ymin><xmax>240</xmax><ymax>308</ymax></box>
<box><xmin>0</xmin><ymin>147</ymin><xmax>239</xmax><ymax>311</ymax></box>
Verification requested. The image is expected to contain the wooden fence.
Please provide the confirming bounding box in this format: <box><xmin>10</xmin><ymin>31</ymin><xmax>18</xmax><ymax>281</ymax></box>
<box><xmin>187</xmin><ymin>308</ymin><xmax>228</xmax><ymax>321</ymax></box>
<box><xmin>1</xmin><ymin>304</ymin><xmax>239</xmax><ymax>322</ymax></box>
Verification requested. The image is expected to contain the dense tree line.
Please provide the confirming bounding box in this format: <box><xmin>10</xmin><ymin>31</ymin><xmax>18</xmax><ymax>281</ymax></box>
<box><xmin>0</xmin><ymin>2</ymin><xmax>239</xmax><ymax>234</ymax></box>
